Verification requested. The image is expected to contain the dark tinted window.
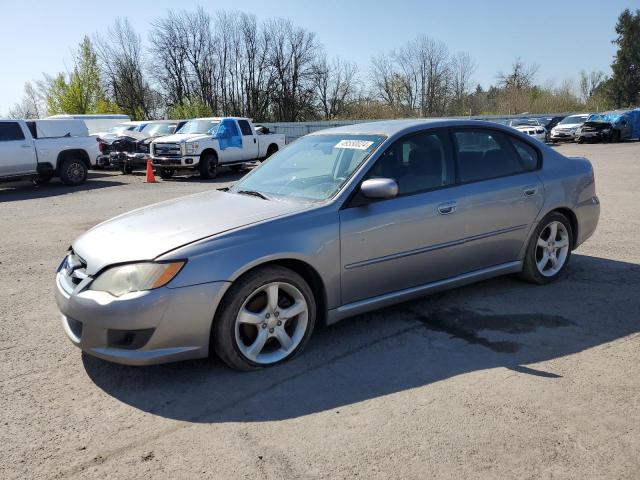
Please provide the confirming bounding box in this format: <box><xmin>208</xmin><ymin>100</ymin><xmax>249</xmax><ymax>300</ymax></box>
<box><xmin>0</xmin><ymin>122</ymin><xmax>25</xmax><ymax>142</ymax></box>
<box><xmin>238</xmin><ymin>120</ymin><xmax>253</xmax><ymax>136</ymax></box>
<box><xmin>367</xmin><ymin>130</ymin><xmax>454</xmax><ymax>195</ymax></box>
<box><xmin>454</xmin><ymin>129</ymin><xmax>524</xmax><ymax>183</ymax></box>
<box><xmin>510</xmin><ymin>137</ymin><xmax>539</xmax><ymax>171</ymax></box>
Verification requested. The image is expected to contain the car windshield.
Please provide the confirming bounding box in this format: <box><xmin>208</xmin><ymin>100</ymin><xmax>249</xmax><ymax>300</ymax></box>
<box><xmin>142</xmin><ymin>123</ymin><xmax>176</xmax><ymax>136</ymax></box>
<box><xmin>510</xmin><ymin>119</ymin><xmax>539</xmax><ymax>127</ymax></box>
<box><xmin>109</xmin><ymin>123</ymin><xmax>136</xmax><ymax>134</ymax></box>
<box><xmin>560</xmin><ymin>115</ymin><xmax>588</xmax><ymax>125</ymax></box>
<box><xmin>177</xmin><ymin>120</ymin><xmax>220</xmax><ymax>135</ymax></box>
<box><xmin>230</xmin><ymin>134</ymin><xmax>385</xmax><ymax>202</ymax></box>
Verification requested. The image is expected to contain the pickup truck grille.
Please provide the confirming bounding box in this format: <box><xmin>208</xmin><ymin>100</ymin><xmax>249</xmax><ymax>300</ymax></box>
<box><xmin>153</xmin><ymin>143</ymin><xmax>181</xmax><ymax>157</ymax></box>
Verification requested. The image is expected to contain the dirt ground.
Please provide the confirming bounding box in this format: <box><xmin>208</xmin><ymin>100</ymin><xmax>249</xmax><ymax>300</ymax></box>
<box><xmin>1</xmin><ymin>143</ymin><xmax>639</xmax><ymax>479</ymax></box>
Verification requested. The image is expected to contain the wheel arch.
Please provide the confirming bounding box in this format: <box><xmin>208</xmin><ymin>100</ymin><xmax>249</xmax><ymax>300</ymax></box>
<box><xmin>200</xmin><ymin>148</ymin><xmax>219</xmax><ymax>160</ymax></box>
<box><xmin>220</xmin><ymin>257</ymin><xmax>328</xmax><ymax>328</ymax></box>
<box><xmin>56</xmin><ymin>149</ymin><xmax>91</xmax><ymax>173</ymax></box>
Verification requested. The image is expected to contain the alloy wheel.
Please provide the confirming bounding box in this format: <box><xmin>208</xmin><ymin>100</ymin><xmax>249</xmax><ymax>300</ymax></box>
<box><xmin>535</xmin><ymin>221</ymin><xmax>570</xmax><ymax>277</ymax></box>
<box><xmin>234</xmin><ymin>281</ymin><xmax>308</xmax><ymax>365</ymax></box>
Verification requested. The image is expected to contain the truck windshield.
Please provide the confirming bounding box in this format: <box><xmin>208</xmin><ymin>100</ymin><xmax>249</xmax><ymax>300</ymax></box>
<box><xmin>230</xmin><ymin>134</ymin><xmax>385</xmax><ymax>202</ymax></box>
<box><xmin>177</xmin><ymin>120</ymin><xmax>220</xmax><ymax>135</ymax></box>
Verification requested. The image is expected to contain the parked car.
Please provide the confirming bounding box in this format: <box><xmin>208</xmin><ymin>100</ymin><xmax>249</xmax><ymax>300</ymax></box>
<box><xmin>508</xmin><ymin>119</ymin><xmax>547</xmax><ymax>142</ymax></box>
<box><xmin>535</xmin><ymin>116</ymin><xmax>565</xmax><ymax>142</ymax></box>
<box><xmin>549</xmin><ymin>114</ymin><xmax>590</xmax><ymax>143</ymax></box>
<box><xmin>95</xmin><ymin>122</ymin><xmax>150</xmax><ymax>167</ymax></box>
<box><xmin>55</xmin><ymin>119</ymin><xmax>600</xmax><ymax>370</ymax></box>
<box><xmin>576</xmin><ymin>111</ymin><xmax>633</xmax><ymax>143</ymax></box>
<box><xmin>150</xmin><ymin>117</ymin><xmax>286</xmax><ymax>179</ymax></box>
<box><xmin>0</xmin><ymin>119</ymin><xmax>99</xmax><ymax>185</ymax></box>
<box><xmin>109</xmin><ymin>120</ymin><xmax>187</xmax><ymax>173</ymax></box>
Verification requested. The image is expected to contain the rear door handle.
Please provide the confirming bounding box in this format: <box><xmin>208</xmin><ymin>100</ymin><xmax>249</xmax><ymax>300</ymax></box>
<box><xmin>523</xmin><ymin>185</ymin><xmax>538</xmax><ymax>197</ymax></box>
<box><xmin>437</xmin><ymin>201</ymin><xmax>457</xmax><ymax>215</ymax></box>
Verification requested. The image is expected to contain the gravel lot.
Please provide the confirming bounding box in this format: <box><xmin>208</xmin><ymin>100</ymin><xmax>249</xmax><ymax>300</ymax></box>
<box><xmin>1</xmin><ymin>143</ymin><xmax>639</xmax><ymax>479</ymax></box>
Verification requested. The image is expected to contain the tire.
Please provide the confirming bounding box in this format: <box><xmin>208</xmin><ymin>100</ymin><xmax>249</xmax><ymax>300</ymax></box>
<box><xmin>121</xmin><ymin>165</ymin><xmax>134</xmax><ymax>175</ymax></box>
<box><xmin>59</xmin><ymin>157</ymin><xmax>88</xmax><ymax>186</ymax></box>
<box><xmin>199</xmin><ymin>153</ymin><xmax>218</xmax><ymax>179</ymax></box>
<box><xmin>159</xmin><ymin>168</ymin><xmax>174</xmax><ymax>179</ymax></box>
<box><xmin>33</xmin><ymin>173</ymin><xmax>52</xmax><ymax>186</ymax></box>
<box><xmin>612</xmin><ymin>130</ymin><xmax>621</xmax><ymax>143</ymax></box>
<box><xmin>212</xmin><ymin>265</ymin><xmax>317</xmax><ymax>371</ymax></box>
<box><xmin>520</xmin><ymin>212</ymin><xmax>573</xmax><ymax>285</ymax></box>
<box><xmin>261</xmin><ymin>145</ymin><xmax>278</xmax><ymax>162</ymax></box>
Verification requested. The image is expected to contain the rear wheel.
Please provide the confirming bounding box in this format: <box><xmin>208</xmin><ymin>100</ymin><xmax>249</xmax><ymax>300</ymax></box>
<box><xmin>59</xmin><ymin>157</ymin><xmax>88</xmax><ymax>186</ymax></box>
<box><xmin>261</xmin><ymin>144</ymin><xmax>278</xmax><ymax>162</ymax></box>
<box><xmin>199</xmin><ymin>153</ymin><xmax>218</xmax><ymax>179</ymax></box>
<box><xmin>520</xmin><ymin>212</ymin><xmax>573</xmax><ymax>284</ymax></box>
<box><xmin>212</xmin><ymin>266</ymin><xmax>316</xmax><ymax>371</ymax></box>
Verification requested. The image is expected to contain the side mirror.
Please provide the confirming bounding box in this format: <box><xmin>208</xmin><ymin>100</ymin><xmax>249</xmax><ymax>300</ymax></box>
<box><xmin>360</xmin><ymin>178</ymin><xmax>398</xmax><ymax>200</ymax></box>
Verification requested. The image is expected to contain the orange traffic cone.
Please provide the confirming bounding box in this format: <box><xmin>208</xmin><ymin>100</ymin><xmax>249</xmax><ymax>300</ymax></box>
<box><xmin>145</xmin><ymin>159</ymin><xmax>156</xmax><ymax>183</ymax></box>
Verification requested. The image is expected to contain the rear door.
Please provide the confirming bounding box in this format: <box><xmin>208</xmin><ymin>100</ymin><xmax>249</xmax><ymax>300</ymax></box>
<box><xmin>448</xmin><ymin>128</ymin><xmax>544</xmax><ymax>272</ymax></box>
<box><xmin>237</xmin><ymin>119</ymin><xmax>259</xmax><ymax>160</ymax></box>
<box><xmin>0</xmin><ymin>121</ymin><xmax>36</xmax><ymax>176</ymax></box>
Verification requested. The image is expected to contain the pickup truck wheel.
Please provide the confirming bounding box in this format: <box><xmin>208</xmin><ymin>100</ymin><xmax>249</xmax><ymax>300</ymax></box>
<box><xmin>59</xmin><ymin>158</ymin><xmax>88</xmax><ymax>186</ymax></box>
<box><xmin>159</xmin><ymin>169</ymin><xmax>174</xmax><ymax>179</ymax></box>
<box><xmin>199</xmin><ymin>153</ymin><xmax>218</xmax><ymax>179</ymax></box>
<box><xmin>262</xmin><ymin>145</ymin><xmax>278</xmax><ymax>162</ymax></box>
<box><xmin>33</xmin><ymin>174</ymin><xmax>52</xmax><ymax>186</ymax></box>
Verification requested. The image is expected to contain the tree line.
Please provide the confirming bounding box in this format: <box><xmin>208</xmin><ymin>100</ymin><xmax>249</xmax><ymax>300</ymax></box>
<box><xmin>9</xmin><ymin>7</ymin><xmax>640</xmax><ymax>121</ymax></box>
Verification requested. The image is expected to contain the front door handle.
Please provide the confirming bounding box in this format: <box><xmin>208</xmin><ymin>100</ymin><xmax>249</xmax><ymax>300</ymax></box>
<box><xmin>253</xmin><ymin>138</ymin><xmax>256</xmax><ymax>144</ymax></box>
<box><xmin>437</xmin><ymin>201</ymin><xmax>457</xmax><ymax>215</ymax></box>
<box><xmin>523</xmin><ymin>185</ymin><xmax>538</xmax><ymax>197</ymax></box>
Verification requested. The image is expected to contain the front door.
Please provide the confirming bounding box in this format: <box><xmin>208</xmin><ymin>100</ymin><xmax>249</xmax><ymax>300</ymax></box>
<box><xmin>339</xmin><ymin>129</ymin><xmax>466</xmax><ymax>305</ymax></box>
<box><xmin>0</xmin><ymin>121</ymin><xmax>36</xmax><ymax>176</ymax></box>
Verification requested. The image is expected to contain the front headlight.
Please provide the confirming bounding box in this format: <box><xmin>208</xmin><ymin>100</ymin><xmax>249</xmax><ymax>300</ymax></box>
<box><xmin>89</xmin><ymin>261</ymin><xmax>185</xmax><ymax>297</ymax></box>
<box><xmin>185</xmin><ymin>143</ymin><xmax>199</xmax><ymax>155</ymax></box>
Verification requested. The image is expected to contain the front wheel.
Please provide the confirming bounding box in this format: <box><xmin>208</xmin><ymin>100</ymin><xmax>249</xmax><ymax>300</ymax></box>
<box><xmin>199</xmin><ymin>153</ymin><xmax>218</xmax><ymax>179</ymax></box>
<box><xmin>520</xmin><ymin>212</ymin><xmax>573</xmax><ymax>284</ymax></box>
<box><xmin>159</xmin><ymin>168</ymin><xmax>174</xmax><ymax>179</ymax></box>
<box><xmin>212</xmin><ymin>266</ymin><xmax>316</xmax><ymax>371</ymax></box>
<box><xmin>59</xmin><ymin>157</ymin><xmax>88</xmax><ymax>186</ymax></box>
<box><xmin>121</xmin><ymin>165</ymin><xmax>134</xmax><ymax>174</ymax></box>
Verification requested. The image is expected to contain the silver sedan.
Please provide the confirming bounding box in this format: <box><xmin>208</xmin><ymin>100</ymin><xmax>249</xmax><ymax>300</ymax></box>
<box><xmin>55</xmin><ymin>119</ymin><xmax>600</xmax><ymax>370</ymax></box>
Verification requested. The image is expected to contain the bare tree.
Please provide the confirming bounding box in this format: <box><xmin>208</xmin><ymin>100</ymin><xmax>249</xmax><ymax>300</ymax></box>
<box><xmin>450</xmin><ymin>51</ymin><xmax>477</xmax><ymax>115</ymax></box>
<box><xmin>497</xmin><ymin>58</ymin><xmax>539</xmax><ymax>90</ymax></box>
<box><xmin>579</xmin><ymin>70</ymin><xmax>606</xmax><ymax>102</ymax></box>
<box><xmin>96</xmin><ymin>18</ymin><xmax>159</xmax><ymax>119</ymax></box>
<box><xmin>267</xmin><ymin>18</ymin><xmax>320</xmax><ymax>121</ymax></box>
<box><xmin>8</xmin><ymin>81</ymin><xmax>48</xmax><ymax>119</ymax></box>
<box><xmin>370</xmin><ymin>53</ymin><xmax>407</xmax><ymax>111</ymax></box>
<box><xmin>312</xmin><ymin>55</ymin><xmax>359</xmax><ymax>119</ymax></box>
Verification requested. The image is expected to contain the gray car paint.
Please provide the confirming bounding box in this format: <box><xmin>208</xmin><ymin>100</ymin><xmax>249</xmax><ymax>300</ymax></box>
<box><xmin>56</xmin><ymin>119</ymin><xmax>600</xmax><ymax>365</ymax></box>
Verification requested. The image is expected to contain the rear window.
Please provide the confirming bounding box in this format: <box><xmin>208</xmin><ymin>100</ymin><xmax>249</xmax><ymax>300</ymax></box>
<box><xmin>0</xmin><ymin>122</ymin><xmax>25</xmax><ymax>141</ymax></box>
<box><xmin>238</xmin><ymin>120</ymin><xmax>253</xmax><ymax>136</ymax></box>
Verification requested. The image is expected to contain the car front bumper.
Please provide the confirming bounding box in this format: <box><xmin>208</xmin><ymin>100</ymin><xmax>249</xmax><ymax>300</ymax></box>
<box><xmin>151</xmin><ymin>156</ymin><xmax>200</xmax><ymax>168</ymax></box>
<box><xmin>550</xmin><ymin>132</ymin><xmax>577</xmax><ymax>142</ymax></box>
<box><xmin>55</xmin><ymin>270</ymin><xmax>230</xmax><ymax>365</ymax></box>
<box><xmin>110</xmin><ymin>152</ymin><xmax>151</xmax><ymax>169</ymax></box>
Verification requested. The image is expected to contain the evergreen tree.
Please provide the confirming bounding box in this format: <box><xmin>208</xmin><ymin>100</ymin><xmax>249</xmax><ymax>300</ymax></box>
<box><xmin>610</xmin><ymin>9</ymin><xmax>640</xmax><ymax>107</ymax></box>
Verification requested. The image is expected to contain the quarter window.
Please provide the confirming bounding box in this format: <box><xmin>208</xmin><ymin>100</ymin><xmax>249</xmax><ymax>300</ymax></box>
<box><xmin>510</xmin><ymin>137</ymin><xmax>539</xmax><ymax>171</ymax></box>
<box><xmin>453</xmin><ymin>129</ymin><xmax>525</xmax><ymax>183</ymax></box>
<box><xmin>367</xmin><ymin>130</ymin><xmax>455</xmax><ymax>195</ymax></box>
<box><xmin>0</xmin><ymin>122</ymin><xmax>25</xmax><ymax>142</ymax></box>
<box><xmin>238</xmin><ymin>120</ymin><xmax>254</xmax><ymax>136</ymax></box>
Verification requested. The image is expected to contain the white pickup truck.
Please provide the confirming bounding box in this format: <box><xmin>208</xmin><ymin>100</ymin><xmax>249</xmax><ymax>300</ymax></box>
<box><xmin>150</xmin><ymin>117</ymin><xmax>286</xmax><ymax>179</ymax></box>
<box><xmin>0</xmin><ymin>119</ymin><xmax>99</xmax><ymax>186</ymax></box>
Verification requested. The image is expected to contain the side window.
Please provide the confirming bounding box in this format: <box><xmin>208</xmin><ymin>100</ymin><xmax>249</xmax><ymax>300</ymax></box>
<box><xmin>454</xmin><ymin>129</ymin><xmax>524</xmax><ymax>183</ymax></box>
<box><xmin>510</xmin><ymin>137</ymin><xmax>539</xmax><ymax>171</ymax></box>
<box><xmin>238</xmin><ymin>120</ymin><xmax>253</xmax><ymax>136</ymax></box>
<box><xmin>367</xmin><ymin>130</ymin><xmax>454</xmax><ymax>195</ymax></box>
<box><xmin>0</xmin><ymin>122</ymin><xmax>26</xmax><ymax>142</ymax></box>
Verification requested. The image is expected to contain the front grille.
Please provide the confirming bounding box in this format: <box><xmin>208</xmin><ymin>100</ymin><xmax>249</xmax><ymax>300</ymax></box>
<box><xmin>153</xmin><ymin>143</ymin><xmax>181</xmax><ymax>157</ymax></box>
<box><xmin>61</xmin><ymin>251</ymin><xmax>88</xmax><ymax>289</ymax></box>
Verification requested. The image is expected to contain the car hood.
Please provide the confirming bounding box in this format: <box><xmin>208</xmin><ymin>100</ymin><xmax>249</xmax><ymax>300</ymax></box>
<box><xmin>153</xmin><ymin>133</ymin><xmax>211</xmax><ymax>144</ymax></box>
<box><xmin>554</xmin><ymin>123</ymin><xmax>582</xmax><ymax>129</ymax></box>
<box><xmin>72</xmin><ymin>190</ymin><xmax>309</xmax><ymax>275</ymax></box>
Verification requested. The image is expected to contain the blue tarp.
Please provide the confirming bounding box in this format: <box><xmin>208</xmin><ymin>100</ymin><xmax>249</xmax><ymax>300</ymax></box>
<box><xmin>216</xmin><ymin>118</ymin><xmax>242</xmax><ymax>150</ymax></box>
<box><xmin>588</xmin><ymin>109</ymin><xmax>640</xmax><ymax>139</ymax></box>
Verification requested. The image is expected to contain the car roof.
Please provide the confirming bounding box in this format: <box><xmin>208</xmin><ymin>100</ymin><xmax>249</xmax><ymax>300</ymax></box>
<box><xmin>307</xmin><ymin>118</ymin><xmax>520</xmax><ymax>137</ymax></box>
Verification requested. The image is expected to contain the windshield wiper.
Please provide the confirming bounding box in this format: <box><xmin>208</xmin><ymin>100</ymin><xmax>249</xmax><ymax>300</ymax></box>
<box><xmin>237</xmin><ymin>190</ymin><xmax>270</xmax><ymax>200</ymax></box>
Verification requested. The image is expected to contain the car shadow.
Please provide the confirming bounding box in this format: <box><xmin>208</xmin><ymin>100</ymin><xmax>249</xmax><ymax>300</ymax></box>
<box><xmin>0</xmin><ymin>173</ymin><xmax>124</xmax><ymax>202</ymax></box>
<box><xmin>83</xmin><ymin>253</ymin><xmax>640</xmax><ymax>423</ymax></box>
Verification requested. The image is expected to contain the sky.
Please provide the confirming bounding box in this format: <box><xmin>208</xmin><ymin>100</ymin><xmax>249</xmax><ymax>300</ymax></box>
<box><xmin>0</xmin><ymin>0</ymin><xmax>637</xmax><ymax>114</ymax></box>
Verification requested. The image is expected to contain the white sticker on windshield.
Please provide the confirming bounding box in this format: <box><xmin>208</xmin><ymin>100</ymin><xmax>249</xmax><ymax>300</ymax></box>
<box><xmin>334</xmin><ymin>139</ymin><xmax>374</xmax><ymax>150</ymax></box>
